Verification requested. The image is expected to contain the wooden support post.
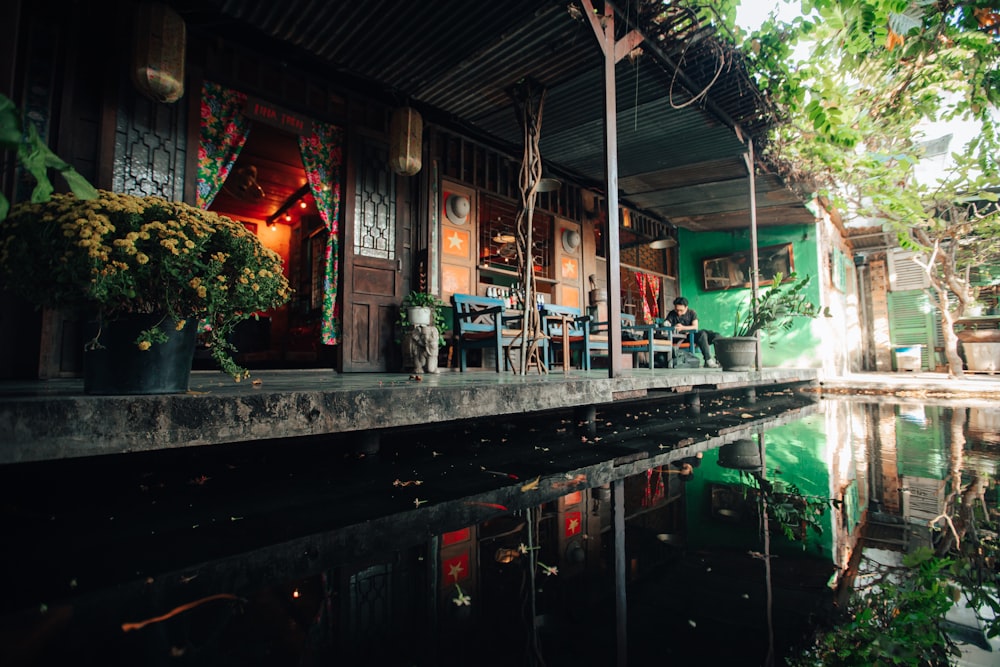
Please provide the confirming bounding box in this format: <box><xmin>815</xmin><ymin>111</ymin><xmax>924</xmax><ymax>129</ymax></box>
<box><xmin>612</xmin><ymin>477</ymin><xmax>628</xmax><ymax>667</ymax></box>
<box><xmin>582</xmin><ymin>0</ymin><xmax>643</xmax><ymax>379</ymax></box>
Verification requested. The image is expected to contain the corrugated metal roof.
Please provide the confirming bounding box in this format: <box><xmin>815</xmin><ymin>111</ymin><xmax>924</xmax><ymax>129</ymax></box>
<box><xmin>171</xmin><ymin>0</ymin><xmax>814</xmax><ymax>231</ymax></box>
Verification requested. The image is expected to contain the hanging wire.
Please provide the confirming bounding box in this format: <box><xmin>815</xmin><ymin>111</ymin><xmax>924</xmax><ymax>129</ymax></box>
<box><xmin>667</xmin><ymin>6</ymin><xmax>727</xmax><ymax>109</ymax></box>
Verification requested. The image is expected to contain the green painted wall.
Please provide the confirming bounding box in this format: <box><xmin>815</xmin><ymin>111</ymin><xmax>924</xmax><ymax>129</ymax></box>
<box><xmin>677</xmin><ymin>225</ymin><xmax>823</xmax><ymax>368</ymax></box>
<box><xmin>685</xmin><ymin>414</ymin><xmax>834</xmax><ymax>560</ymax></box>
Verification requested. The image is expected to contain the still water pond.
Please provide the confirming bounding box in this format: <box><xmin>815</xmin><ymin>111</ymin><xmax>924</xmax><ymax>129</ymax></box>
<box><xmin>1</xmin><ymin>389</ymin><xmax>997</xmax><ymax>666</ymax></box>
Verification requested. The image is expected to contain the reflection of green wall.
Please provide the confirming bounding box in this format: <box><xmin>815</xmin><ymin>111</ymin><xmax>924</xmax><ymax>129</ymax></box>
<box><xmin>677</xmin><ymin>225</ymin><xmax>822</xmax><ymax>368</ymax></box>
<box><xmin>686</xmin><ymin>415</ymin><xmax>833</xmax><ymax>560</ymax></box>
<box><xmin>895</xmin><ymin>405</ymin><xmax>948</xmax><ymax>479</ymax></box>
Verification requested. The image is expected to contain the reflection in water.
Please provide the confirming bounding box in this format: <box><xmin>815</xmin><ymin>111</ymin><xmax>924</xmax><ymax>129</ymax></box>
<box><xmin>0</xmin><ymin>393</ymin><xmax>996</xmax><ymax>666</ymax></box>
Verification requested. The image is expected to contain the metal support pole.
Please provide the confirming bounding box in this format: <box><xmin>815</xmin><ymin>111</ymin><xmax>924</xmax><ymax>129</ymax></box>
<box><xmin>743</xmin><ymin>140</ymin><xmax>762</xmax><ymax>371</ymax></box>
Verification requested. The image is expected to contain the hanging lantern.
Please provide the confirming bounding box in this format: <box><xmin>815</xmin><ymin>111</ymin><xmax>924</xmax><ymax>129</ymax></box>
<box><xmin>389</xmin><ymin>106</ymin><xmax>423</xmax><ymax>176</ymax></box>
<box><xmin>131</xmin><ymin>2</ymin><xmax>187</xmax><ymax>104</ymax></box>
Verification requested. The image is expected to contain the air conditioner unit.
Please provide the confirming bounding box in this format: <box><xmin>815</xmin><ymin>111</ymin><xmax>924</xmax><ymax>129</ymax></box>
<box><xmin>887</xmin><ymin>249</ymin><xmax>930</xmax><ymax>291</ymax></box>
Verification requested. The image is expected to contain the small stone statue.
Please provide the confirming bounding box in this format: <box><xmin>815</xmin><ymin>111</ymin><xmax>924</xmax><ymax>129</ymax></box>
<box><xmin>404</xmin><ymin>324</ymin><xmax>439</xmax><ymax>373</ymax></box>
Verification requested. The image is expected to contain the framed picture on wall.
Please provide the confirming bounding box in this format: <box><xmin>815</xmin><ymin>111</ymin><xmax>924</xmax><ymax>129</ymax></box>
<box><xmin>701</xmin><ymin>243</ymin><xmax>794</xmax><ymax>291</ymax></box>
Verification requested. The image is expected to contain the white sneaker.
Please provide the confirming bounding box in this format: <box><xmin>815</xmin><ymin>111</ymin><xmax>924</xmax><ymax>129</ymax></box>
<box><xmin>705</xmin><ymin>358</ymin><xmax>720</xmax><ymax>368</ymax></box>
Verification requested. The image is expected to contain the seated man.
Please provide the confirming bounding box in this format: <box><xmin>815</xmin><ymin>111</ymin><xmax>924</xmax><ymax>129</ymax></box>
<box><xmin>665</xmin><ymin>296</ymin><xmax>720</xmax><ymax>368</ymax></box>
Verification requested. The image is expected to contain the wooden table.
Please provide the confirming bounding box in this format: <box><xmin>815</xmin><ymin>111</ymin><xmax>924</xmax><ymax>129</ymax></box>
<box><xmin>544</xmin><ymin>313</ymin><xmax>575</xmax><ymax>373</ymax></box>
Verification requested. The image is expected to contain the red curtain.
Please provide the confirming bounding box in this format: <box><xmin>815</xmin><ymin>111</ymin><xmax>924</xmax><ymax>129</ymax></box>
<box><xmin>634</xmin><ymin>271</ymin><xmax>661</xmax><ymax>323</ymax></box>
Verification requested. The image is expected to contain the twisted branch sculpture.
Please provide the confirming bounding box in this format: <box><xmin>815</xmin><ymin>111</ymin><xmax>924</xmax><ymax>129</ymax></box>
<box><xmin>510</xmin><ymin>80</ymin><xmax>548</xmax><ymax>374</ymax></box>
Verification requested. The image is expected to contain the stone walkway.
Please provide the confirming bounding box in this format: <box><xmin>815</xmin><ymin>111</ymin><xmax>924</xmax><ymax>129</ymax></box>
<box><xmin>817</xmin><ymin>370</ymin><xmax>1000</xmax><ymax>401</ymax></box>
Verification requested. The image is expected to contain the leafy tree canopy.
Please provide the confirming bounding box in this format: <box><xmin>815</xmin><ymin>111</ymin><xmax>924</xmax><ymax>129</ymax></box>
<box><xmin>683</xmin><ymin>0</ymin><xmax>1000</xmax><ymax>375</ymax></box>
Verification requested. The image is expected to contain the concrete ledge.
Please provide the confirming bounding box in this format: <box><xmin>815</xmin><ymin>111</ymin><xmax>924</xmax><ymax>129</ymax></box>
<box><xmin>0</xmin><ymin>367</ymin><xmax>817</xmax><ymax>464</ymax></box>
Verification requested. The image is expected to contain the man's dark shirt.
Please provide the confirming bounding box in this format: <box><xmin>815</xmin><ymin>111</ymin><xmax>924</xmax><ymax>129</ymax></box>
<box><xmin>666</xmin><ymin>309</ymin><xmax>697</xmax><ymax>328</ymax></box>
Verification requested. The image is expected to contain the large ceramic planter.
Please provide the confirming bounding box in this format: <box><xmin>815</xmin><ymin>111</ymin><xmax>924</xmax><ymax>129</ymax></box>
<box><xmin>718</xmin><ymin>438</ymin><xmax>763</xmax><ymax>471</ymax></box>
<box><xmin>963</xmin><ymin>342</ymin><xmax>1000</xmax><ymax>374</ymax></box>
<box><xmin>84</xmin><ymin>313</ymin><xmax>197</xmax><ymax>395</ymax></box>
<box><xmin>713</xmin><ymin>336</ymin><xmax>757</xmax><ymax>371</ymax></box>
<box><xmin>407</xmin><ymin>306</ymin><xmax>432</xmax><ymax>327</ymax></box>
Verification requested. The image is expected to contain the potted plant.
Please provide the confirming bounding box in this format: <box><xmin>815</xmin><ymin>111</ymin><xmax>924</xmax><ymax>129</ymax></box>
<box><xmin>0</xmin><ymin>190</ymin><xmax>292</xmax><ymax>390</ymax></box>
<box><xmin>396</xmin><ymin>290</ymin><xmax>447</xmax><ymax>344</ymax></box>
<box><xmin>714</xmin><ymin>272</ymin><xmax>825</xmax><ymax>371</ymax></box>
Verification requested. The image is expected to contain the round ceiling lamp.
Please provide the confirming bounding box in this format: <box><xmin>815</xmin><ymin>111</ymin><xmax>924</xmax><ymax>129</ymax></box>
<box><xmin>648</xmin><ymin>237</ymin><xmax>677</xmax><ymax>250</ymax></box>
<box><xmin>533</xmin><ymin>176</ymin><xmax>562</xmax><ymax>193</ymax></box>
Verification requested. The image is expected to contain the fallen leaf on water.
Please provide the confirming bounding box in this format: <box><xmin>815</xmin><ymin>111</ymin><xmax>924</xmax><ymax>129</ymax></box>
<box><xmin>121</xmin><ymin>593</ymin><xmax>241</xmax><ymax>633</ymax></box>
<box><xmin>464</xmin><ymin>501</ymin><xmax>508</xmax><ymax>511</ymax></box>
<box><xmin>740</xmin><ymin>413</ymin><xmax>754</xmax><ymax>419</ymax></box>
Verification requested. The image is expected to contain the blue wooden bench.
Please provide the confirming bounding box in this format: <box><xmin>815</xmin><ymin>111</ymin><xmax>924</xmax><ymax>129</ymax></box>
<box><xmin>451</xmin><ymin>294</ymin><xmax>548</xmax><ymax>372</ymax></box>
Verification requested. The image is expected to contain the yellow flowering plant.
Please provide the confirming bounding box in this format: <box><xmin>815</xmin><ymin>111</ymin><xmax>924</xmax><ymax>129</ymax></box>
<box><xmin>0</xmin><ymin>190</ymin><xmax>291</xmax><ymax>380</ymax></box>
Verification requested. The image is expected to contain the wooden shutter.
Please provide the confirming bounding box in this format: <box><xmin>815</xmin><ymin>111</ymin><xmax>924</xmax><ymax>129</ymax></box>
<box><xmin>888</xmin><ymin>290</ymin><xmax>937</xmax><ymax>370</ymax></box>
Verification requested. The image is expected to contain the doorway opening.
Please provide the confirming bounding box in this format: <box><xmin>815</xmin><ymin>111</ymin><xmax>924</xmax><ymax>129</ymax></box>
<box><xmin>206</xmin><ymin>122</ymin><xmax>334</xmax><ymax>370</ymax></box>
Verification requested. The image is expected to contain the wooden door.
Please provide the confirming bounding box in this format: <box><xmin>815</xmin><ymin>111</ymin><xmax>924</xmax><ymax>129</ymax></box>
<box><xmin>340</xmin><ymin>135</ymin><xmax>402</xmax><ymax>372</ymax></box>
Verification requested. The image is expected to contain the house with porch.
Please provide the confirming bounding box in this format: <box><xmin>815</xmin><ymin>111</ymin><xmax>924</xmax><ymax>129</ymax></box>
<box><xmin>0</xmin><ymin>0</ymin><xmax>858</xmax><ymax>381</ymax></box>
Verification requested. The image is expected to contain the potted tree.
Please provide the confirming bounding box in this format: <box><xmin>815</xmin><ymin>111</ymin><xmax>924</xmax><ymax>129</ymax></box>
<box><xmin>0</xmin><ymin>190</ymin><xmax>291</xmax><ymax>391</ymax></box>
<box><xmin>713</xmin><ymin>273</ymin><xmax>825</xmax><ymax>371</ymax></box>
<box><xmin>1</xmin><ymin>96</ymin><xmax>290</xmax><ymax>392</ymax></box>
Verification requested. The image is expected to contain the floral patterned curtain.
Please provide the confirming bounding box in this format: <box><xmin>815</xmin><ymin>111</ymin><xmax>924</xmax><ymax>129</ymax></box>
<box><xmin>299</xmin><ymin>123</ymin><xmax>344</xmax><ymax>345</ymax></box>
<box><xmin>634</xmin><ymin>271</ymin><xmax>661</xmax><ymax>323</ymax></box>
<box><xmin>648</xmin><ymin>274</ymin><xmax>661</xmax><ymax>321</ymax></box>
<box><xmin>196</xmin><ymin>81</ymin><xmax>251</xmax><ymax>209</ymax></box>
<box><xmin>635</xmin><ymin>271</ymin><xmax>660</xmax><ymax>324</ymax></box>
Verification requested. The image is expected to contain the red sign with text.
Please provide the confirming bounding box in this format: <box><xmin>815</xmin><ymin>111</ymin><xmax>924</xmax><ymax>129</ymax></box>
<box><xmin>244</xmin><ymin>97</ymin><xmax>313</xmax><ymax>136</ymax></box>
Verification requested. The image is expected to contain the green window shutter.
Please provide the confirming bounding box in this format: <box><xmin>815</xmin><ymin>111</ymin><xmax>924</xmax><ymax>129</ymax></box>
<box><xmin>888</xmin><ymin>290</ymin><xmax>936</xmax><ymax>370</ymax></box>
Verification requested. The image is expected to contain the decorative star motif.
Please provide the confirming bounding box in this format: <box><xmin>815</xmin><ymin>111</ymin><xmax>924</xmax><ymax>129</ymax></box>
<box><xmin>447</xmin><ymin>231</ymin><xmax>464</xmax><ymax>250</ymax></box>
<box><xmin>448</xmin><ymin>561</ymin><xmax>465</xmax><ymax>581</ymax></box>
<box><xmin>567</xmin><ymin>517</ymin><xmax>580</xmax><ymax>533</ymax></box>
<box><xmin>562</xmin><ymin>258</ymin><xmax>578</xmax><ymax>278</ymax></box>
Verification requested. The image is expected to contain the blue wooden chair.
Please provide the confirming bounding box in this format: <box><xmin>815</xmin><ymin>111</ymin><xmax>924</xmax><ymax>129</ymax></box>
<box><xmin>451</xmin><ymin>294</ymin><xmax>548</xmax><ymax>372</ymax></box>
<box><xmin>654</xmin><ymin>321</ymin><xmax>698</xmax><ymax>367</ymax></box>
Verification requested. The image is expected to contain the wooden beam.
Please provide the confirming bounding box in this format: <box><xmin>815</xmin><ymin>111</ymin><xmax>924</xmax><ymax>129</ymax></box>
<box><xmin>266</xmin><ymin>182</ymin><xmax>311</xmax><ymax>225</ymax></box>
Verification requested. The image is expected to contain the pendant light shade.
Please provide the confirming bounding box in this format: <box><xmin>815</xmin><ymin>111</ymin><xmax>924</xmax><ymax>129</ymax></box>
<box><xmin>131</xmin><ymin>2</ymin><xmax>187</xmax><ymax>104</ymax></box>
<box><xmin>389</xmin><ymin>106</ymin><xmax>423</xmax><ymax>176</ymax></box>
<box><xmin>648</xmin><ymin>237</ymin><xmax>677</xmax><ymax>249</ymax></box>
